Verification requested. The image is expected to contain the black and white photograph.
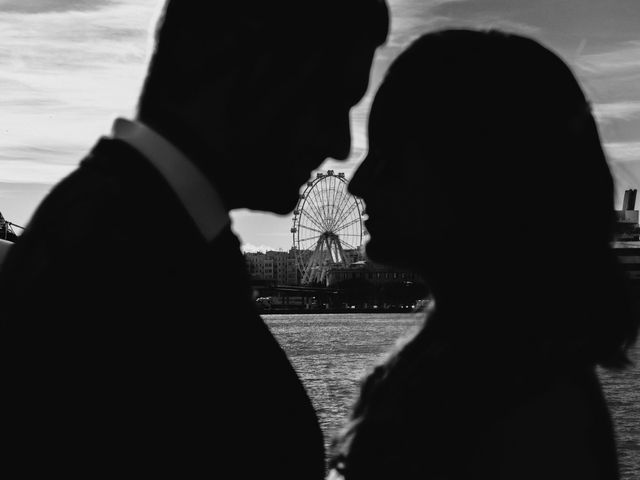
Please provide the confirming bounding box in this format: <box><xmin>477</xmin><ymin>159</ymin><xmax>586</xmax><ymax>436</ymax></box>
<box><xmin>0</xmin><ymin>1</ymin><xmax>638</xmax><ymax>478</ymax></box>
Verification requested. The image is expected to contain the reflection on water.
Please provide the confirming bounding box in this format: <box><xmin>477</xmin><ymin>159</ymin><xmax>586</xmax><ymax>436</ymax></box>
<box><xmin>264</xmin><ymin>313</ymin><xmax>639</xmax><ymax>480</ymax></box>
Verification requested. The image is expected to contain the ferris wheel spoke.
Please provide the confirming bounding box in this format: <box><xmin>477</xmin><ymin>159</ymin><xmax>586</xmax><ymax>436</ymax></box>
<box><xmin>304</xmin><ymin>202</ymin><xmax>322</xmax><ymax>229</ymax></box>
<box><xmin>299</xmin><ymin>224</ymin><xmax>324</xmax><ymax>234</ymax></box>
<box><xmin>327</xmin><ymin>179</ymin><xmax>340</xmax><ymax>225</ymax></box>
<box><xmin>308</xmin><ymin>188</ymin><xmax>330</xmax><ymax>225</ymax></box>
<box><xmin>303</xmin><ymin>192</ymin><xmax>321</xmax><ymax>220</ymax></box>
<box><xmin>323</xmin><ymin>178</ymin><xmax>334</xmax><ymax>227</ymax></box>
<box><xmin>299</xmin><ymin>233</ymin><xmax>323</xmax><ymax>243</ymax></box>
<box><xmin>301</xmin><ymin>207</ymin><xmax>326</xmax><ymax>231</ymax></box>
<box><xmin>307</xmin><ymin>185</ymin><xmax>325</xmax><ymax>223</ymax></box>
<box><xmin>306</xmin><ymin>194</ymin><xmax>330</xmax><ymax>230</ymax></box>
<box><xmin>338</xmin><ymin>238</ymin><xmax>360</xmax><ymax>251</ymax></box>
<box><xmin>333</xmin><ymin>179</ymin><xmax>350</xmax><ymax>212</ymax></box>
<box><xmin>333</xmin><ymin>202</ymin><xmax>359</xmax><ymax>231</ymax></box>
<box><xmin>327</xmin><ymin>177</ymin><xmax>339</xmax><ymax>217</ymax></box>
<box><xmin>328</xmin><ymin>179</ymin><xmax>345</xmax><ymax>229</ymax></box>
<box><xmin>335</xmin><ymin>217</ymin><xmax>361</xmax><ymax>232</ymax></box>
<box><xmin>332</xmin><ymin>193</ymin><xmax>353</xmax><ymax>230</ymax></box>
<box><xmin>333</xmin><ymin>185</ymin><xmax>358</xmax><ymax>224</ymax></box>
<box><xmin>317</xmin><ymin>181</ymin><xmax>332</xmax><ymax>227</ymax></box>
<box><xmin>336</xmin><ymin>188</ymin><xmax>351</xmax><ymax>214</ymax></box>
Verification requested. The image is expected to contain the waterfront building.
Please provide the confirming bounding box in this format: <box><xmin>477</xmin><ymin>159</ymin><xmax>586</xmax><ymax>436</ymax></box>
<box><xmin>614</xmin><ymin>243</ymin><xmax>640</xmax><ymax>283</ymax></box>
<box><xmin>325</xmin><ymin>260</ymin><xmax>428</xmax><ymax>309</ymax></box>
<box><xmin>613</xmin><ymin>189</ymin><xmax>640</xmax><ymax>289</ymax></box>
<box><xmin>246</xmin><ymin>187</ymin><xmax>640</xmax><ymax>311</ymax></box>
<box><xmin>244</xmin><ymin>249</ymin><xmax>299</xmax><ymax>285</ymax></box>
<box><xmin>245</xmin><ymin>248</ymin><xmax>428</xmax><ymax>311</ymax></box>
<box><xmin>325</xmin><ymin>260</ymin><xmax>422</xmax><ymax>287</ymax></box>
<box><xmin>614</xmin><ymin>189</ymin><xmax>640</xmax><ymax>241</ymax></box>
<box><xmin>245</xmin><ymin>248</ymin><xmax>363</xmax><ymax>287</ymax></box>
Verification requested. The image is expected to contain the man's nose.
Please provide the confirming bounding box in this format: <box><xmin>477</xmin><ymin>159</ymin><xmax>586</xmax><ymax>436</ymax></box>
<box><xmin>348</xmin><ymin>155</ymin><xmax>371</xmax><ymax>198</ymax></box>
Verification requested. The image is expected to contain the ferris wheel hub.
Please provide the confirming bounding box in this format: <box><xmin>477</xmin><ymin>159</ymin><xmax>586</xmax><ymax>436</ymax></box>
<box><xmin>291</xmin><ymin>170</ymin><xmax>365</xmax><ymax>285</ymax></box>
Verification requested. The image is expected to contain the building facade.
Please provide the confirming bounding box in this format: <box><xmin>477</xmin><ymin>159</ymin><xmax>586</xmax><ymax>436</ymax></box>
<box><xmin>613</xmin><ymin>189</ymin><xmax>640</xmax><ymax>285</ymax></box>
<box><xmin>325</xmin><ymin>261</ymin><xmax>422</xmax><ymax>287</ymax></box>
<box><xmin>244</xmin><ymin>249</ymin><xmax>299</xmax><ymax>285</ymax></box>
<box><xmin>244</xmin><ymin>246</ymin><xmax>424</xmax><ymax>288</ymax></box>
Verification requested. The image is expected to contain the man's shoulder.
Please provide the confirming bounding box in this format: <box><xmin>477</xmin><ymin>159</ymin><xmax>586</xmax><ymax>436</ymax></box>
<box><xmin>34</xmin><ymin>138</ymin><xmax>194</xmax><ymax>235</ymax></box>
<box><xmin>3</xmin><ymin>138</ymin><xmax>205</xmax><ymax>274</ymax></box>
<box><xmin>78</xmin><ymin>137</ymin><xmax>173</xmax><ymax>201</ymax></box>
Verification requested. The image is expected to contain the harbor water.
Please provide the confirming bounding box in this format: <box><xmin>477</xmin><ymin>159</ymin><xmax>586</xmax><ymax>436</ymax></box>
<box><xmin>264</xmin><ymin>313</ymin><xmax>640</xmax><ymax>479</ymax></box>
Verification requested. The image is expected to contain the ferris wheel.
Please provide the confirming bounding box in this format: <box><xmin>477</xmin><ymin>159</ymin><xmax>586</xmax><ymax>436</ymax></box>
<box><xmin>291</xmin><ymin>170</ymin><xmax>365</xmax><ymax>285</ymax></box>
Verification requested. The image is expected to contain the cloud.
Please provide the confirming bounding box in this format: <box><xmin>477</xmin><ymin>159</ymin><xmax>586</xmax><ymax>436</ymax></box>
<box><xmin>432</xmin><ymin>0</ymin><xmax>640</xmax><ymax>42</ymax></box>
<box><xmin>0</xmin><ymin>159</ymin><xmax>75</xmax><ymax>184</ymax></box>
<box><xmin>0</xmin><ymin>2</ymin><xmax>157</xmax><ymax>72</ymax></box>
<box><xmin>576</xmin><ymin>41</ymin><xmax>640</xmax><ymax>75</ymax></box>
<box><xmin>605</xmin><ymin>141</ymin><xmax>640</xmax><ymax>162</ymax></box>
<box><xmin>465</xmin><ymin>18</ymin><xmax>541</xmax><ymax>36</ymax></box>
<box><xmin>388</xmin><ymin>0</ymin><xmax>465</xmax><ymax>47</ymax></box>
<box><xmin>2</xmin><ymin>0</ymin><xmax>640</xmax><ymax>252</ymax></box>
<box><xmin>0</xmin><ymin>0</ymin><xmax>113</xmax><ymax>14</ymax></box>
<box><xmin>593</xmin><ymin>101</ymin><xmax>640</xmax><ymax>123</ymax></box>
<box><xmin>0</xmin><ymin>0</ymin><xmax>160</xmax><ymax>184</ymax></box>
<box><xmin>607</xmin><ymin>155</ymin><xmax>640</xmax><ymax>201</ymax></box>
<box><xmin>241</xmin><ymin>243</ymin><xmax>278</xmax><ymax>254</ymax></box>
<box><xmin>347</xmin><ymin>92</ymin><xmax>374</xmax><ymax>162</ymax></box>
<box><xmin>0</xmin><ymin>181</ymin><xmax>53</xmax><ymax>226</ymax></box>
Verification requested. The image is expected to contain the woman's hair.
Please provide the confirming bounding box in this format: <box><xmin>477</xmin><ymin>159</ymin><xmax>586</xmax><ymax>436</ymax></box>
<box><xmin>370</xmin><ymin>28</ymin><xmax>637</xmax><ymax>368</ymax></box>
<box><xmin>373</xmin><ymin>29</ymin><xmax>611</xmax><ymax>244</ymax></box>
<box><xmin>331</xmin><ymin>28</ymin><xmax>638</xmax><ymax>477</ymax></box>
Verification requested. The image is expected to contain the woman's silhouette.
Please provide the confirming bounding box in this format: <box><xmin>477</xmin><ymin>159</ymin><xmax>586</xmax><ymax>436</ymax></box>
<box><xmin>330</xmin><ymin>29</ymin><xmax>638</xmax><ymax>479</ymax></box>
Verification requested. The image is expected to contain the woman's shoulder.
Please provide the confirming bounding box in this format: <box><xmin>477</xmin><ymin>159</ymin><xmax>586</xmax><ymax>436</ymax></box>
<box><xmin>505</xmin><ymin>367</ymin><xmax>614</xmax><ymax>442</ymax></box>
<box><xmin>467</xmin><ymin>366</ymin><xmax>619</xmax><ymax>479</ymax></box>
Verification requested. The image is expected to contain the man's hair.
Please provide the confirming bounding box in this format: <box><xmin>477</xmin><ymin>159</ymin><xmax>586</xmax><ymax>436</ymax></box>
<box><xmin>138</xmin><ymin>1</ymin><xmax>389</xmax><ymax>120</ymax></box>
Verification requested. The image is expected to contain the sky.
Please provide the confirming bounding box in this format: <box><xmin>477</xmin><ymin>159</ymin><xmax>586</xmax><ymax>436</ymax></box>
<box><xmin>1</xmin><ymin>0</ymin><xmax>639</xmax><ymax>251</ymax></box>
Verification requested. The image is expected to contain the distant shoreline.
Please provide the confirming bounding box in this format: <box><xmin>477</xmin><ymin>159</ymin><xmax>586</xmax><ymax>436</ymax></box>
<box><xmin>259</xmin><ymin>307</ymin><xmax>423</xmax><ymax>315</ymax></box>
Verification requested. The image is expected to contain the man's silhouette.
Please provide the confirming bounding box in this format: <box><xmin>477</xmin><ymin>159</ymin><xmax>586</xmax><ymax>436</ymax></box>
<box><xmin>0</xmin><ymin>2</ymin><xmax>388</xmax><ymax>476</ymax></box>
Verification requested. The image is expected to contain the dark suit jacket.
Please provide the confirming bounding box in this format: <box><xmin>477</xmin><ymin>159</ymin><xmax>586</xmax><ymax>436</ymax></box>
<box><xmin>0</xmin><ymin>138</ymin><xmax>325</xmax><ymax>478</ymax></box>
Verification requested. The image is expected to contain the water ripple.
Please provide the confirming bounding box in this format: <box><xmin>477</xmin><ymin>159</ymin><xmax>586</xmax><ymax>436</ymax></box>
<box><xmin>265</xmin><ymin>313</ymin><xmax>639</xmax><ymax>479</ymax></box>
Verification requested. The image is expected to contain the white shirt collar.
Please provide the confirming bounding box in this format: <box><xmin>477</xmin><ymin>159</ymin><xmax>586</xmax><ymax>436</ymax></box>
<box><xmin>111</xmin><ymin>118</ymin><xmax>230</xmax><ymax>242</ymax></box>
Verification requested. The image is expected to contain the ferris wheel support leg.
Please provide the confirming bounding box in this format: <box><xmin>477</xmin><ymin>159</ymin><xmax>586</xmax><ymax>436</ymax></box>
<box><xmin>334</xmin><ymin>238</ymin><xmax>351</xmax><ymax>268</ymax></box>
